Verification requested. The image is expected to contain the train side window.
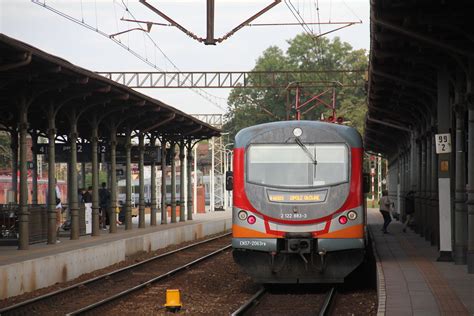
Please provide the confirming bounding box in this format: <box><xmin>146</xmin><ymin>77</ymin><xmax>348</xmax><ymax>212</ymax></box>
<box><xmin>363</xmin><ymin>173</ymin><xmax>370</xmax><ymax>194</ymax></box>
<box><xmin>226</xmin><ymin>171</ymin><xmax>233</xmax><ymax>191</ymax></box>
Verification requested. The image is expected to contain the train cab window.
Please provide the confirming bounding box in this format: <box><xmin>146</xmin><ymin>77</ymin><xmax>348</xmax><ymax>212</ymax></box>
<box><xmin>247</xmin><ymin>144</ymin><xmax>348</xmax><ymax>188</ymax></box>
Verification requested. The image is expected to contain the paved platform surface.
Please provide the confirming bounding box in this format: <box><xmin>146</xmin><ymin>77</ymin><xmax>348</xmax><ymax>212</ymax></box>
<box><xmin>0</xmin><ymin>210</ymin><xmax>231</xmax><ymax>299</ymax></box>
<box><xmin>368</xmin><ymin>208</ymin><xmax>474</xmax><ymax>316</ymax></box>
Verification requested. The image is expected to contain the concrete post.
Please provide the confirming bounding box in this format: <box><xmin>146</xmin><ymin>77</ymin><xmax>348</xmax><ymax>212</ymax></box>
<box><xmin>454</xmin><ymin>105</ymin><xmax>467</xmax><ymax>264</ymax></box>
<box><xmin>150</xmin><ymin>136</ymin><xmax>157</xmax><ymax>226</ymax></box>
<box><xmin>179</xmin><ymin>141</ymin><xmax>185</xmax><ymax>222</ymax></box>
<box><xmin>187</xmin><ymin>142</ymin><xmax>193</xmax><ymax>220</ymax></box>
<box><xmin>138</xmin><ymin>133</ymin><xmax>145</xmax><ymax>228</ymax></box>
<box><xmin>18</xmin><ymin>99</ymin><xmax>29</xmax><ymax>250</ymax></box>
<box><xmin>125</xmin><ymin>129</ymin><xmax>132</xmax><ymax>230</ymax></box>
<box><xmin>109</xmin><ymin>126</ymin><xmax>117</xmax><ymax>233</ymax></box>
<box><xmin>47</xmin><ymin>104</ymin><xmax>57</xmax><ymax>244</ymax></box>
<box><xmin>10</xmin><ymin>130</ymin><xmax>18</xmax><ymax>204</ymax></box>
<box><xmin>170</xmin><ymin>142</ymin><xmax>177</xmax><ymax>223</ymax></box>
<box><xmin>414</xmin><ymin>132</ymin><xmax>422</xmax><ymax>234</ymax></box>
<box><xmin>91</xmin><ymin>122</ymin><xmax>100</xmax><ymax>236</ymax></box>
<box><xmin>31</xmin><ymin>131</ymin><xmax>38</xmax><ymax>205</ymax></box>
<box><xmin>69</xmin><ymin>110</ymin><xmax>79</xmax><ymax>240</ymax></box>
<box><xmin>161</xmin><ymin>141</ymin><xmax>167</xmax><ymax>224</ymax></box>
<box><xmin>437</xmin><ymin>66</ymin><xmax>453</xmax><ymax>262</ymax></box>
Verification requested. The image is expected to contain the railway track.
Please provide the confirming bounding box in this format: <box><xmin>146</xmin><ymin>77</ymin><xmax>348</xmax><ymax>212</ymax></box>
<box><xmin>232</xmin><ymin>286</ymin><xmax>336</xmax><ymax>316</ymax></box>
<box><xmin>0</xmin><ymin>233</ymin><xmax>231</xmax><ymax>316</ymax></box>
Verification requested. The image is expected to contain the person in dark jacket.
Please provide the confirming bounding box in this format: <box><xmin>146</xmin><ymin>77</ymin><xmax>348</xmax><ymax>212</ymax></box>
<box><xmin>403</xmin><ymin>191</ymin><xmax>415</xmax><ymax>233</ymax></box>
<box><xmin>99</xmin><ymin>182</ymin><xmax>111</xmax><ymax>229</ymax></box>
<box><xmin>379</xmin><ymin>190</ymin><xmax>392</xmax><ymax>234</ymax></box>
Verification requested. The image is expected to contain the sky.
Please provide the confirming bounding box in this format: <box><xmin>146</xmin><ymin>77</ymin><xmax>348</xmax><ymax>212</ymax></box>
<box><xmin>0</xmin><ymin>0</ymin><xmax>369</xmax><ymax>116</ymax></box>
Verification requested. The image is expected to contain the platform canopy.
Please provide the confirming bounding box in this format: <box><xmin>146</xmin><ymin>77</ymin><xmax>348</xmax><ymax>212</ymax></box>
<box><xmin>365</xmin><ymin>0</ymin><xmax>474</xmax><ymax>155</ymax></box>
<box><xmin>0</xmin><ymin>34</ymin><xmax>220</xmax><ymax>140</ymax></box>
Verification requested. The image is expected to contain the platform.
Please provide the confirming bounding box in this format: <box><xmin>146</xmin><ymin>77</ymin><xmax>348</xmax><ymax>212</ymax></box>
<box><xmin>0</xmin><ymin>210</ymin><xmax>231</xmax><ymax>300</ymax></box>
<box><xmin>368</xmin><ymin>208</ymin><xmax>474</xmax><ymax>315</ymax></box>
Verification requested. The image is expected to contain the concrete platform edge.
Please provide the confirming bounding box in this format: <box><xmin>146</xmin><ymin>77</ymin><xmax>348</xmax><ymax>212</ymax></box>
<box><xmin>0</xmin><ymin>218</ymin><xmax>231</xmax><ymax>300</ymax></box>
<box><xmin>368</xmin><ymin>227</ymin><xmax>386</xmax><ymax>316</ymax></box>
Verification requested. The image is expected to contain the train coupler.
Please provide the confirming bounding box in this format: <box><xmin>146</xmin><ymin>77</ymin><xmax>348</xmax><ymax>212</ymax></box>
<box><xmin>318</xmin><ymin>249</ymin><xmax>327</xmax><ymax>273</ymax></box>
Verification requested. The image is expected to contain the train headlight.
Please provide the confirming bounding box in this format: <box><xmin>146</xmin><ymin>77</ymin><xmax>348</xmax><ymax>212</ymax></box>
<box><xmin>347</xmin><ymin>210</ymin><xmax>358</xmax><ymax>220</ymax></box>
<box><xmin>293</xmin><ymin>127</ymin><xmax>303</xmax><ymax>137</ymax></box>
<box><xmin>238</xmin><ymin>210</ymin><xmax>248</xmax><ymax>221</ymax></box>
<box><xmin>338</xmin><ymin>215</ymin><xmax>348</xmax><ymax>225</ymax></box>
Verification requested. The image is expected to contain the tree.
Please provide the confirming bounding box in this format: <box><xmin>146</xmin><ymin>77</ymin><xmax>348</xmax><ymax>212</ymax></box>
<box><xmin>224</xmin><ymin>34</ymin><xmax>368</xmax><ymax>138</ymax></box>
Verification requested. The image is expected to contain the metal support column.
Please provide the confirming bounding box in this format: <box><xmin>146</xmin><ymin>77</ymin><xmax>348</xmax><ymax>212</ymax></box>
<box><xmin>47</xmin><ymin>104</ymin><xmax>57</xmax><ymax>244</ymax></box>
<box><xmin>170</xmin><ymin>142</ymin><xmax>177</xmax><ymax>223</ymax></box>
<box><xmin>467</xmin><ymin>94</ymin><xmax>474</xmax><ymax>272</ymax></box>
<box><xmin>18</xmin><ymin>99</ymin><xmax>29</xmax><ymax>250</ymax></box>
<box><xmin>193</xmin><ymin>145</ymin><xmax>198</xmax><ymax>214</ymax></box>
<box><xmin>161</xmin><ymin>141</ymin><xmax>167</xmax><ymax>224</ymax></box>
<box><xmin>91</xmin><ymin>121</ymin><xmax>100</xmax><ymax>236</ymax></box>
<box><xmin>150</xmin><ymin>136</ymin><xmax>157</xmax><ymax>226</ymax></box>
<box><xmin>187</xmin><ymin>141</ymin><xmax>193</xmax><ymax>220</ymax></box>
<box><xmin>179</xmin><ymin>140</ymin><xmax>185</xmax><ymax>222</ymax></box>
<box><xmin>138</xmin><ymin>133</ymin><xmax>145</xmax><ymax>228</ymax></box>
<box><xmin>69</xmin><ymin>110</ymin><xmax>79</xmax><ymax>240</ymax></box>
<box><xmin>109</xmin><ymin>126</ymin><xmax>118</xmax><ymax>233</ymax></box>
<box><xmin>210</xmin><ymin>137</ymin><xmax>215</xmax><ymax>212</ymax></box>
<box><xmin>125</xmin><ymin>129</ymin><xmax>132</xmax><ymax>230</ymax></box>
<box><xmin>420</xmin><ymin>131</ymin><xmax>426</xmax><ymax>237</ymax></box>
<box><xmin>454</xmin><ymin>105</ymin><xmax>467</xmax><ymax>264</ymax></box>
<box><xmin>431</xmin><ymin>118</ymin><xmax>439</xmax><ymax>246</ymax></box>
<box><xmin>81</xmin><ymin>162</ymin><xmax>86</xmax><ymax>189</ymax></box>
<box><xmin>425</xmin><ymin>126</ymin><xmax>432</xmax><ymax>242</ymax></box>
<box><xmin>10</xmin><ymin>130</ymin><xmax>18</xmax><ymax>204</ymax></box>
<box><xmin>437</xmin><ymin>66</ymin><xmax>453</xmax><ymax>262</ymax></box>
<box><xmin>31</xmin><ymin>131</ymin><xmax>38</xmax><ymax>205</ymax></box>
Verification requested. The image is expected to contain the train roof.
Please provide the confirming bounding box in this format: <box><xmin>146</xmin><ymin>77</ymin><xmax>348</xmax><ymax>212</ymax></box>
<box><xmin>234</xmin><ymin>120</ymin><xmax>362</xmax><ymax>148</ymax></box>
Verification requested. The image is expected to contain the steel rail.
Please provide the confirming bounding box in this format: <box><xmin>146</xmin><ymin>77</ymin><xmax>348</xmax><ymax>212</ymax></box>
<box><xmin>318</xmin><ymin>287</ymin><xmax>336</xmax><ymax>316</ymax></box>
<box><xmin>66</xmin><ymin>244</ymin><xmax>231</xmax><ymax>315</ymax></box>
<box><xmin>0</xmin><ymin>232</ymin><xmax>231</xmax><ymax>314</ymax></box>
<box><xmin>230</xmin><ymin>287</ymin><xmax>266</xmax><ymax>316</ymax></box>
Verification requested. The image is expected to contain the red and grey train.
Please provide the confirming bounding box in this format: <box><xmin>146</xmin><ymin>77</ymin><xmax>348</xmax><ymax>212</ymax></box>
<box><xmin>230</xmin><ymin>120</ymin><xmax>366</xmax><ymax>283</ymax></box>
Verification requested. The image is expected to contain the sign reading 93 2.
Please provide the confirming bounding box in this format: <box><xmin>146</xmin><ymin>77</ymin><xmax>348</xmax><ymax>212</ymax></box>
<box><xmin>267</xmin><ymin>190</ymin><xmax>327</xmax><ymax>203</ymax></box>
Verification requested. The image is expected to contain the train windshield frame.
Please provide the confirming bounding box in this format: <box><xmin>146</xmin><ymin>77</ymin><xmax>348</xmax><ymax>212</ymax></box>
<box><xmin>246</xmin><ymin>143</ymin><xmax>349</xmax><ymax>188</ymax></box>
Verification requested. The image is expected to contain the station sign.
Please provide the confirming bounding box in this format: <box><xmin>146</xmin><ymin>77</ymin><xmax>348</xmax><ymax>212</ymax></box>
<box><xmin>435</xmin><ymin>133</ymin><xmax>452</xmax><ymax>154</ymax></box>
<box><xmin>108</xmin><ymin>145</ymin><xmax>172</xmax><ymax>165</ymax></box>
<box><xmin>37</xmin><ymin>143</ymin><xmax>107</xmax><ymax>163</ymax></box>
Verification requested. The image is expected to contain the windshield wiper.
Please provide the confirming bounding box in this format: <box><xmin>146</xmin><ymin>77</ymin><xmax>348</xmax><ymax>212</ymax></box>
<box><xmin>295</xmin><ymin>137</ymin><xmax>317</xmax><ymax>165</ymax></box>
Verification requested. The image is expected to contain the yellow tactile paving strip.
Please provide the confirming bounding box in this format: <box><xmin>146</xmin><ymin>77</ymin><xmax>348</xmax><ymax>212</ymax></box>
<box><xmin>397</xmin><ymin>236</ymin><xmax>470</xmax><ymax>315</ymax></box>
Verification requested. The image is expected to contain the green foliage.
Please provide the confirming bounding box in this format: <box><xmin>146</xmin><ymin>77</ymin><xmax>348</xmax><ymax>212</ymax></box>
<box><xmin>84</xmin><ymin>171</ymin><xmax>108</xmax><ymax>188</ymax></box>
<box><xmin>0</xmin><ymin>131</ymin><xmax>11</xmax><ymax>170</ymax></box>
<box><xmin>224</xmin><ymin>34</ymin><xmax>368</xmax><ymax>138</ymax></box>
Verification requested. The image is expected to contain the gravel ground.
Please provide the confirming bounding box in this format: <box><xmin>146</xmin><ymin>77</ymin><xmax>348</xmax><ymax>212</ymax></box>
<box><xmin>99</xmin><ymin>250</ymin><xmax>259</xmax><ymax>315</ymax></box>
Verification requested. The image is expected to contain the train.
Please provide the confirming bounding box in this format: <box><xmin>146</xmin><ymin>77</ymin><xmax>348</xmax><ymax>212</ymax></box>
<box><xmin>229</xmin><ymin>120</ymin><xmax>367</xmax><ymax>283</ymax></box>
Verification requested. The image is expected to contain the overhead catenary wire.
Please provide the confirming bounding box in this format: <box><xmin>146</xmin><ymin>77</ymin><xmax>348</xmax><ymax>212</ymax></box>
<box><xmin>31</xmin><ymin>0</ymin><xmax>227</xmax><ymax>111</ymax></box>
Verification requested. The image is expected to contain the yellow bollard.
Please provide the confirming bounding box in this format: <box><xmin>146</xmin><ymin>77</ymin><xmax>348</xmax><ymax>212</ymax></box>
<box><xmin>164</xmin><ymin>289</ymin><xmax>182</xmax><ymax>312</ymax></box>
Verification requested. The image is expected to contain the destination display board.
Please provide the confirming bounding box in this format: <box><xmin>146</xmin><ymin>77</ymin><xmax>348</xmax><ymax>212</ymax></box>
<box><xmin>266</xmin><ymin>190</ymin><xmax>328</xmax><ymax>203</ymax></box>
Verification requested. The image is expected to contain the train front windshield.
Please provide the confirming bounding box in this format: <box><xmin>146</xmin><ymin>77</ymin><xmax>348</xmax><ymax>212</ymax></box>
<box><xmin>247</xmin><ymin>144</ymin><xmax>348</xmax><ymax>188</ymax></box>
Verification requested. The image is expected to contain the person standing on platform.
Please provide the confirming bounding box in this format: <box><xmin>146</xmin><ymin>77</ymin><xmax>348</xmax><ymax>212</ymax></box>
<box><xmin>99</xmin><ymin>182</ymin><xmax>110</xmax><ymax>230</ymax></box>
<box><xmin>403</xmin><ymin>191</ymin><xmax>415</xmax><ymax>233</ymax></box>
<box><xmin>379</xmin><ymin>190</ymin><xmax>392</xmax><ymax>234</ymax></box>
